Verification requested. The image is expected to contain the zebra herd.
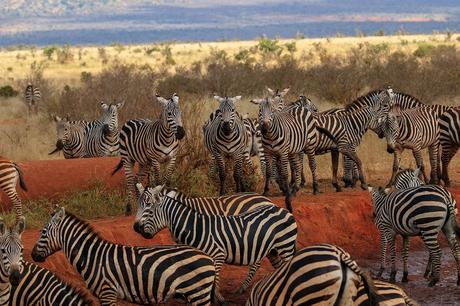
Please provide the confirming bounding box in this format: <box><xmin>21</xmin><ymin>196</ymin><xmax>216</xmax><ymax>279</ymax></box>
<box><xmin>0</xmin><ymin>83</ymin><xmax>460</xmax><ymax>305</ymax></box>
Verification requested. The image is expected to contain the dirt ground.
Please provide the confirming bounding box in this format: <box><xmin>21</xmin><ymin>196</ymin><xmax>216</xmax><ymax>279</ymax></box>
<box><xmin>18</xmin><ymin>189</ymin><xmax>460</xmax><ymax>306</ymax></box>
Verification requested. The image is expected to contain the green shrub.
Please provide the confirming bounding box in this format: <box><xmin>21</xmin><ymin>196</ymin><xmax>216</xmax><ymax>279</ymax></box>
<box><xmin>413</xmin><ymin>43</ymin><xmax>435</xmax><ymax>58</ymax></box>
<box><xmin>0</xmin><ymin>85</ymin><xmax>18</xmax><ymax>97</ymax></box>
<box><xmin>43</xmin><ymin>46</ymin><xmax>57</xmax><ymax>60</ymax></box>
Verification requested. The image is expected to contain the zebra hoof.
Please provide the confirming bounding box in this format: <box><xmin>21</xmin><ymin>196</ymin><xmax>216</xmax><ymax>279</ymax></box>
<box><xmin>457</xmin><ymin>276</ymin><xmax>460</xmax><ymax>286</ymax></box>
<box><xmin>235</xmin><ymin>286</ymin><xmax>246</xmax><ymax>295</ymax></box>
<box><xmin>428</xmin><ymin>278</ymin><xmax>439</xmax><ymax>287</ymax></box>
<box><xmin>402</xmin><ymin>272</ymin><xmax>409</xmax><ymax>283</ymax></box>
<box><xmin>360</xmin><ymin>183</ymin><xmax>368</xmax><ymax>190</ymax></box>
<box><xmin>389</xmin><ymin>271</ymin><xmax>396</xmax><ymax>283</ymax></box>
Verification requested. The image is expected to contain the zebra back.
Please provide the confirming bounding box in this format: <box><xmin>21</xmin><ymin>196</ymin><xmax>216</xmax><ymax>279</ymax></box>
<box><xmin>355</xmin><ymin>280</ymin><xmax>419</xmax><ymax>306</ymax></box>
<box><xmin>440</xmin><ymin>107</ymin><xmax>460</xmax><ymax>147</ymax></box>
<box><xmin>394</xmin><ymin>168</ymin><xmax>424</xmax><ymax>189</ymax></box>
<box><xmin>24</xmin><ymin>84</ymin><xmax>41</xmax><ymax>104</ymax></box>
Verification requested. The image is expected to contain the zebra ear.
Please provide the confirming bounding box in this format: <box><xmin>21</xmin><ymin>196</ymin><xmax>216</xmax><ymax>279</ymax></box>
<box><xmin>367</xmin><ymin>186</ymin><xmax>374</xmax><ymax>193</ymax></box>
<box><xmin>232</xmin><ymin>96</ymin><xmax>242</xmax><ymax>103</ymax></box>
<box><xmin>15</xmin><ymin>216</ymin><xmax>25</xmax><ymax>237</ymax></box>
<box><xmin>156</xmin><ymin>95</ymin><xmax>169</xmax><ymax>106</ymax></box>
<box><xmin>116</xmin><ymin>101</ymin><xmax>125</xmax><ymax>109</ymax></box>
<box><xmin>266</xmin><ymin>87</ymin><xmax>275</xmax><ymax>96</ymax></box>
<box><xmin>0</xmin><ymin>218</ymin><xmax>5</xmax><ymax>236</ymax></box>
<box><xmin>213</xmin><ymin>95</ymin><xmax>224</xmax><ymax>103</ymax></box>
<box><xmin>279</xmin><ymin>87</ymin><xmax>290</xmax><ymax>97</ymax></box>
<box><xmin>384</xmin><ymin>188</ymin><xmax>391</xmax><ymax>194</ymax></box>
<box><xmin>100</xmin><ymin>102</ymin><xmax>108</xmax><ymax>109</ymax></box>
<box><xmin>413</xmin><ymin>167</ymin><xmax>421</xmax><ymax>177</ymax></box>
<box><xmin>250</xmin><ymin>99</ymin><xmax>262</xmax><ymax>105</ymax></box>
<box><xmin>53</xmin><ymin>115</ymin><xmax>62</xmax><ymax>122</ymax></box>
<box><xmin>52</xmin><ymin>207</ymin><xmax>65</xmax><ymax>225</ymax></box>
<box><xmin>136</xmin><ymin>183</ymin><xmax>145</xmax><ymax>195</ymax></box>
<box><xmin>171</xmin><ymin>93</ymin><xmax>179</xmax><ymax>104</ymax></box>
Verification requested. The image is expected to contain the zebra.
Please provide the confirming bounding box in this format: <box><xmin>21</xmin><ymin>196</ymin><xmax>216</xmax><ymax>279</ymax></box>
<box><xmin>0</xmin><ymin>217</ymin><xmax>93</xmax><ymax>306</ymax></box>
<box><xmin>246</xmin><ymin>243</ymin><xmax>379</xmax><ymax>306</ymax></box>
<box><xmin>378</xmin><ymin>105</ymin><xmax>440</xmax><ymax>186</ymax></box>
<box><xmin>439</xmin><ymin>107</ymin><xmax>460</xmax><ymax>187</ymax></box>
<box><xmin>203</xmin><ymin>95</ymin><xmax>251</xmax><ymax>195</ymax></box>
<box><xmin>0</xmin><ymin>157</ymin><xmax>27</xmax><ymax>222</ymax></box>
<box><xmin>24</xmin><ymin>83</ymin><xmax>41</xmax><ymax>114</ymax></box>
<box><xmin>250</xmin><ymin>96</ymin><xmax>318</xmax><ymax>211</ymax></box>
<box><xmin>134</xmin><ymin>184</ymin><xmax>297</xmax><ymax>304</ymax></box>
<box><xmin>355</xmin><ymin>280</ymin><xmax>418</xmax><ymax>306</ymax></box>
<box><xmin>31</xmin><ymin>207</ymin><xmax>216</xmax><ymax>306</ymax></box>
<box><xmin>49</xmin><ymin>101</ymin><xmax>124</xmax><ymax>159</ymax></box>
<box><xmin>0</xmin><ymin>217</ymin><xmax>25</xmax><ymax>305</ymax></box>
<box><xmin>368</xmin><ymin>185</ymin><xmax>460</xmax><ymax>286</ymax></box>
<box><xmin>112</xmin><ymin>93</ymin><xmax>185</xmax><ymax>215</ymax></box>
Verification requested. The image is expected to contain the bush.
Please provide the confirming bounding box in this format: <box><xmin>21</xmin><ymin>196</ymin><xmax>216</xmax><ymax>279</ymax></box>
<box><xmin>56</xmin><ymin>45</ymin><xmax>74</xmax><ymax>64</ymax></box>
<box><xmin>413</xmin><ymin>43</ymin><xmax>435</xmax><ymax>58</ymax></box>
<box><xmin>43</xmin><ymin>46</ymin><xmax>57</xmax><ymax>60</ymax></box>
<box><xmin>0</xmin><ymin>85</ymin><xmax>18</xmax><ymax>97</ymax></box>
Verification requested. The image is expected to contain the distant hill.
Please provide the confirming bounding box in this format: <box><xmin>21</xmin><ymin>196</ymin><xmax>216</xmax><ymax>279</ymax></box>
<box><xmin>1</xmin><ymin>0</ymin><xmax>459</xmax><ymax>46</ymax></box>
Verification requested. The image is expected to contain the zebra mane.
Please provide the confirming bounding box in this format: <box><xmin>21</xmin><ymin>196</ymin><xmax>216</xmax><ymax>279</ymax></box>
<box><xmin>64</xmin><ymin>212</ymin><xmax>106</xmax><ymax>243</ymax></box>
<box><xmin>344</xmin><ymin>90</ymin><xmax>382</xmax><ymax>111</ymax></box>
<box><xmin>393</xmin><ymin>92</ymin><xmax>425</xmax><ymax>106</ymax></box>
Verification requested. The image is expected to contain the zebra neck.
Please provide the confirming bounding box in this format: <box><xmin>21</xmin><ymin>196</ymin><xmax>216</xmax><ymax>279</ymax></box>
<box><xmin>0</xmin><ymin>282</ymin><xmax>10</xmax><ymax>306</ymax></box>
<box><xmin>61</xmin><ymin>215</ymin><xmax>104</xmax><ymax>273</ymax></box>
<box><xmin>162</xmin><ymin>197</ymin><xmax>204</xmax><ymax>242</ymax></box>
<box><xmin>157</xmin><ymin>119</ymin><xmax>176</xmax><ymax>141</ymax></box>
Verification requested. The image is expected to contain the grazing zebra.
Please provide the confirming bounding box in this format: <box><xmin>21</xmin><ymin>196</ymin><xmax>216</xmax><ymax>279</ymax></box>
<box><xmin>355</xmin><ymin>280</ymin><xmax>418</xmax><ymax>306</ymax></box>
<box><xmin>31</xmin><ymin>207</ymin><xmax>216</xmax><ymax>306</ymax></box>
<box><xmin>250</xmin><ymin>96</ymin><xmax>318</xmax><ymax>210</ymax></box>
<box><xmin>0</xmin><ymin>157</ymin><xmax>27</xmax><ymax>222</ymax></box>
<box><xmin>246</xmin><ymin>243</ymin><xmax>379</xmax><ymax>306</ymax></box>
<box><xmin>112</xmin><ymin>93</ymin><xmax>185</xmax><ymax>215</ymax></box>
<box><xmin>368</xmin><ymin>186</ymin><xmax>460</xmax><ymax>286</ymax></box>
<box><xmin>0</xmin><ymin>217</ymin><xmax>25</xmax><ymax>305</ymax></box>
<box><xmin>24</xmin><ymin>83</ymin><xmax>41</xmax><ymax>114</ymax></box>
<box><xmin>379</xmin><ymin>105</ymin><xmax>440</xmax><ymax>186</ymax></box>
<box><xmin>439</xmin><ymin>107</ymin><xmax>460</xmax><ymax>187</ymax></box>
<box><xmin>50</xmin><ymin>101</ymin><xmax>124</xmax><ymax>159</ymax></box>
<box><xmin>134</xmin><ymin>184</ymin><xmax>297</xmax><ymax>304</ymax></box>
<box><xmin>203</xmin><ymin>95</ymin><xmax>250</xmax><ymax>195</ymax></box>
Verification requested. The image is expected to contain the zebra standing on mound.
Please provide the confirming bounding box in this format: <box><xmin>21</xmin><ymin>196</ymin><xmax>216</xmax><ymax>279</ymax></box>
<box><xmin>368</xmin><ymin>186</ymin><xmax>460</xmax><ymax>286</ymax></box>
<box><xmin>439</xmin><ymin>107</ymin><xmax>460</xmax><ymax>186</ymax></box>
<box><xmin>203</xmin><ymin>95</ymin><xmax>251</xmax><ymax>195</ymax></box>
<box><xmin>250</xmin><ymin>96</ymin><xmax>318</xmax><ymax>211</ymax></box>
<box><xmin>0</xmin><ymin>217</ymin><xmax>25</xmax><ymax>305</ymax></box>
<box><xmin>246</xmin><ymin>243</ymin><xmax>380</xmax><ymax>306</ymax></box>
<box><xmin>0</xmin><ymin>217</ymin><xmax>93</xmax><ymax>306</ymax></box>
<box><xmin>0</xmin><ymin>157</ymin><xmax>27</xmax><ymax>222</ymax></box>
<box><xmin>112</xmin><ymin>93</ymin><xmax>185</xmax><ymax>215</ymax></box>
<box><xmin>31</xmin><ymin>207</ymin><xmax>216</xmax><ymax>306</ymax></box>
<box><xmin>49</xmin><ymin>101</ymin><xmax>124</xmax><ymax>159</ymax></box>
<box><xmin>134</xmin><ymin>184</ymin><xmax>297</xmax><ymax>304</ymax></box>
<box><xmin>24</xmin><ymin>83</ymin><xmax>41</xmax><ymax>114</ymax></box>
<box><xmin>378</xmin><ymin>104</ymin><xmax>440</xmax><ymax>186</ymax></box>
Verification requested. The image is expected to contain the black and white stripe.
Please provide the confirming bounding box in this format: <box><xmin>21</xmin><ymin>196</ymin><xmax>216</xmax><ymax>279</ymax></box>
<box><xmin>50</xmin><ymin>102</ymin><xmax>123</xmax><ymax>159</ymax></box>
<box><xmin>31</xmin><ymin>208</ymin><xmax>216</xmax><ymax>306</ymax></box>
<box><xmin>134</xmin><ymin>185</ymin><xmax>297</xmax><ymax>304</ymax></box>
<box><xmin>355</xmin><ymin>280</ymin><xmax>418</xmax><ymax>306</ymax></box>
<box><xmin>112</xmin><ymin>94</ymin><xmax>185</xmax><ymax>215</ymax></box>
<box><xmin>250</xmin><ymin>96</ymin><xmax>318</xmax><ymax>211</ymax></box>
<box><xmin>0</xmin><ymin>157</ymin><xmax>27</xmax><ymax>222</ymax></box>
<box><xmin>203</xmin><ymin>95</ymin><xmax>250</xmax><ymax>194</ymax></box>
<box><xmin>439</xmin><ymin>107</ymin><xmax>460</xmax><ymax>187</ymax></box>
<box><xmin>246</xmin><ymin>243</ymin><xmax>379</xmax><ymax>306</ymax></box>
<box><xmin>368</xmin><ymin>186</ymin><xmax>460</xmax><ymax>286</ymax></box>
<box><xmin>24</xmin><ymin>83</ymin><xmax>41</xmax><ymax>114</ymax></box>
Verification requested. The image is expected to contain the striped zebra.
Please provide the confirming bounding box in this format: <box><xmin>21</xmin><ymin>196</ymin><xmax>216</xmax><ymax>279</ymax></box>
<box><xmin>112</xmin><ymin>93</ymin><xmax>185</xmax><ymax>215</ymax></box>
<box><xmin>24</xmin><ymin>83</ymin><xmax>41</xmax><ymax>114</ymax></box>
<box><xmin>378</xmin><ymin>105</ymin><xmax>440</xmax><ymax>186</ymax></box>
<box><xmin>439</xmin><ymin>107</ymin><xmax>460</xmax><ymax>187</ymax></box>
<box><xmin>31</xmin><ymin>207</ymin><xmax>216</xmax><ymax>306</ymax></box>
<box><xmin>368</xmin><ymin>185</ymin><xmax>460</xmax><ymax>286</ymax></box>
<box><xmin>355</xmin><ymin>280</ymin><xmax>418</xmax><ymax>306</ymax></box>
<box><xmin>203</xmin><ymin>95</ymin><xmax>251</xmax><ymax>194</ymax></box>
<box><xmin>0</xmin><ymin>157</ymin><xmax>27</xmax><ymax>222</ymax></box>
<box><xmin>246</xmin><ymin>243</ymin><xmax>379</xmax><ymax>306</ymax></box>
<box><xmin>0</xmin><ymin>217</ymin><xmax>25</xmax><ymax>305</ymax></box>
<box><xmin>134</xmin><ymin>184</ymin><xmax>297</xmax><ymax>304</ymax></box>
<box><xmin>250</xmin><ymin>96</ymin><xmax>318</xmax><ymax>211</ymax></box>
<box><xmin>50</xmin><ymin>101</ymin><xmax>123</xmax><ymax>159</ymax></box>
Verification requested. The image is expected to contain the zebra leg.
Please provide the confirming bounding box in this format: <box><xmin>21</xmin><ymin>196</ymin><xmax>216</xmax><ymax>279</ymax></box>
<box><xmin>135</xmin><ymin>164</ymin><xmax>149</xmax><ymax>187</ymax></box>
<box><xmin>441</xmin><ymin>144</ymin><xmax>458</xmax><ymax>187</ymax></box>
<box><xmin>331</xmin><ymin>150</ymin><xmax>342</xmax><ymax>192</ymax></box>
<box><xmin>278</xmin><ymin>155</ymin><xmax>293</xmax><ymax>212</ymax></box>
<box><xmin>428</xmin><ymin>144</ymin><xmax>440</xmax><ymax>184</ymax></box>
<box><xmin>3</xmin><ymin>173</ymin><xmax>23</xmax><ymax>221</ymax></box>
<box><xmin>387</xmin><ymin>151</ymin><xmax>401</xmax><ymax>188</ymax></box>
<box><xmin>442</xmin><ymin>223</ymin><xmax>460</xmax><ymax>285</ymax></box>
<box><xmin>378</xmin><ymin>233</ymin><xmax>387</xmax><ymax>278</ymax></box>
<box><xmin>389</xmin><ymin>234</ymin><xmax>397</xmax><ymax>283</ymax></box>
<box><xmin>263</xmin><ymin>154</ymin><xmax>273</xmax><ymax>196</ymax></box>
<box><xmin>214</xmin><ymin>152</ymin><xmax>226</xmax><ymax>196</ymax></box>
<box><xmin>412</xmin><ymin>149</ymin><xmax>428</xmax><ymax>183</ymax></box>
<box><xmin>420</xmin><ymin>232</ymin><xmax>442</xmax><ymax>286</ymax></box>
<box><xmin>342</xmin><ymin>154</ymin><xmax>353</xmax><ymax>188</ymax></box>
<box><xmin>149</xmin><ymin>160</ymin><xmax>162</xmax><ymax>186</ymax></box>
<box><xmin>305</xmin><ymin>150</ymin><xmax>319</xmax><ymax>195</ymax></box>
<box><xmin>122</xmin><ymin>159</ymin><xmax>136</xmax><ymax>216</ymax></box>
<box><xmin>297</xmin><ymin>152</ymin><xmax>306</xmax><ymax>187</ymax></box>
<box><xmin>163</xmin><ymin>155</ymin><xmax>177</xmax><ymax>186</ymax></box>
<box><xmin>342</xmin><ymin>150</ymin><xmax>367</xmax><ymax>189</ymax></box>
<box><xmin>233</xmin><ymin>155</ymin><xmax>244</xmax><ymax>193</ymax></box>
<box><xmin>402</xmin><ymin>236</ymin><xmax>410</xmax><ymax>283</ymax></box>
<box><xmin>424</xmin><ymin>254</ymin><xmax>433</xmax><ymax>279</ymax></box>
<box><xmin>236</xmin><ymin>262</ymin><xmax>261</xmax><ymax>295</ymax></box>
<box><xmin>289</xmin><ymin>153</ymin><xmax>302</xmax><ymax>195</ymax></box>
<box><xmin>211</xmin><ymin>254</ymin><xmax>227</xmax><ymax>305</ymax></box>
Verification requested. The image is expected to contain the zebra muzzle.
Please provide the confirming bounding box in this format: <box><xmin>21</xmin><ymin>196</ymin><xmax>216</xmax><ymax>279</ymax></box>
<box><xmin>31</xmin><ymin>247</ymin><xmax>45</xmax><ymax>262</ymax></box>
<box><xmin>49</xmin><ymin>140</ymin><xmax>64</xmax><ymax>155</ymax></box>
<box><xmin>387</xmin><ymin>146</ymin><xmax>395</xmax><ymax>154</ymax></box>
<box><xmin>176</xmin><ymin>126</ymin><xmax>185</xmax><ymax>140</ymax></box>
<box><xmin>133</xmin><ymin>221</ymin><xmax>143</xmax><ymax>234</ymax></box>
<box><xmin>9</xmin><ymin>268</ymin><xmax>21</xmax><ymax>286</ymax></box>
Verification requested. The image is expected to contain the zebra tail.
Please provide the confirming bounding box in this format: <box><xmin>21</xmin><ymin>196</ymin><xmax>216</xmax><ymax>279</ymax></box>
<box><xmin>111</xmin><ymin>160</ymin><xmax>124</xmax><ymax>176</ymax></box>
<box><xmin>316</xmin><ymin>126</ymin><xmax>337</xmax><ymax>143</ymax></box>
<box><xmin>361</xmin><ymin>270</ymin><xmax>380</xmax><ymax>306</ymax></box>
<box><xmin>13</xmin><ymin>163</ymin><xmax>28</xmax><ymax>192</ymax></box>
<box><xmin>405</xmin><ymin>297</ymin><xmax>421</xmax><ymax>306</ymax></box>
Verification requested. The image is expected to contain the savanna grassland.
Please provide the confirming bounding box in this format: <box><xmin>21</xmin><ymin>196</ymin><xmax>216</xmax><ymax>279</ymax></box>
<box><xmin>2</xmin><ymin>33</ymin><xmax>460</xmax><ymax>199</ymax></box>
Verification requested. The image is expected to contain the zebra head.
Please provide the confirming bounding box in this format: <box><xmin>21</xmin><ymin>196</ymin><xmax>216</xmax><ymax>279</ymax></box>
<box><xmin>100</xmin><ymin>101</ymin><xmax>124</xmax><ymax>135</ymax></box>
<box><xmin>213</xmin><ymin>95</ymin><xmax>242</xmax><ymax>136</ymax></box>
<box><xmin>0</xmin><ymin>217</ymin><xmax>25</xmax><ymax>287</ymax></box>
<box><xmin>394</xmin><ymin>167</ymin><xmax>423</xmax><ymax>189</ymax></box>
<box><xmin>367</xmin><ymin>186</ymin><xmax>391</xmax><ymax>219</ymax></box>
<box><xmin>381</xmin><ymin>105</ymin><xmax>401</xmax><ymax>154</ymax></box>
<box><xmin>50</xmin><ymin>115</ymin><xmax>71</xmax><ymax>154</ymax></box>
<box><xmin>296</xmin><ymin>95</ymin><xmax>318</xmax><ymax>114</ymax></box>
<box><xmin>133</xmin><ymin>184</ymin><xmax>167</xmax><ymax>239</ymax></box>
<box><xmin>31</xmin><ymin>207</ymin><xmax>66</xmax><ymax>262</ymax></box>
<box><xmin>250</xmin><ymin>97</ymin><xmax>276</xmax><ymax>135</ymax></box>
<box><xmin>157</xmin><ymin>93</ymin><xmax>185</xmax><ymax>140</ymax></box>
<box><xmin>266</xmin><ymin>87</ymin><xmax>290</xmax><ymax>111</ymax></box>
